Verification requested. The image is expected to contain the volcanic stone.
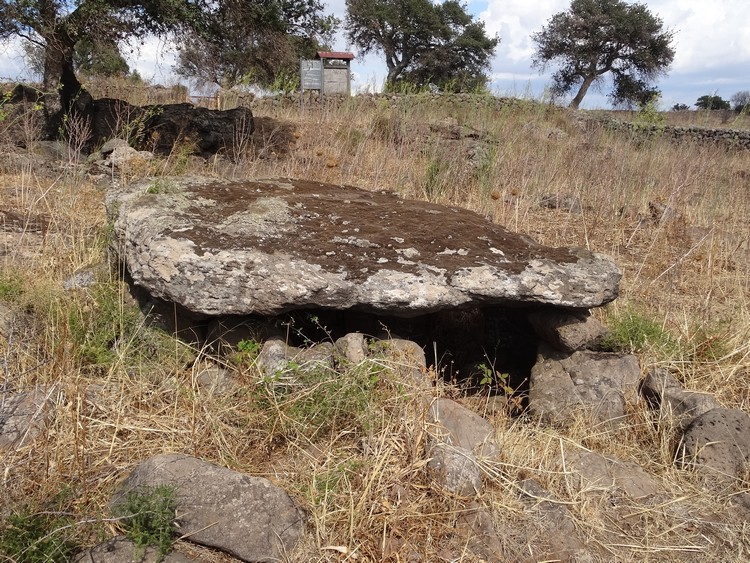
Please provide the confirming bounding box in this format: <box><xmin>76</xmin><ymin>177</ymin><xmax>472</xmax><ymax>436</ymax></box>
<box><xmin>107</xmin><ymin>177</ymin><xmax>621</xmax><ymax>317</ymax></box>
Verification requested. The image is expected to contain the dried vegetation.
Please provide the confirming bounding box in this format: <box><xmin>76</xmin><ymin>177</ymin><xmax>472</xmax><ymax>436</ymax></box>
<box><xmin>1</xmin><ymin>90</ymin><xmax>749</xmax><ymax>561</ymax></box>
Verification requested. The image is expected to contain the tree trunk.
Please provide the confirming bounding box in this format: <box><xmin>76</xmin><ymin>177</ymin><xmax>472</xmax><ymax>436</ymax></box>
<box><xmin>41</xmin><ymin>28</ymin><xmax>91</xmax><ymax>139</ymax></box>
<box><xmin>568</xmin><ymin>74</ymin><xmax>596</xmax><ymax>110</ymax></box>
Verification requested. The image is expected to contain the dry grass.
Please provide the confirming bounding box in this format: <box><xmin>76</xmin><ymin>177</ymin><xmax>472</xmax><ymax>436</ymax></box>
<box><xmin>1</xmin><ymin>92</ymin><xmax>749</xmax><ymax>561</ymax></box>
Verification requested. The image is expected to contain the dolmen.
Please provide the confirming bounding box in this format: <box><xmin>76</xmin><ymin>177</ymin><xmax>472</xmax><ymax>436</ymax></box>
<box><xmin>106</xmin><ymin>177</ymin><xmax>620</xmax><ymax>317</ymax></box>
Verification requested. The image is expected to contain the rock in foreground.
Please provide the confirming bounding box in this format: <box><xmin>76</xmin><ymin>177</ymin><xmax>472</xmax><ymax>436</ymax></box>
<box><xmin>107</xmin><ymin>177</ymin><xmax>621</xmax><ymax>317</ymax></box>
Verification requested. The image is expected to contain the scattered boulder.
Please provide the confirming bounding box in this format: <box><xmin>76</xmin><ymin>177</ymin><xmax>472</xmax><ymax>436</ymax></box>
<box><xmin>428</xmin><ymin>398</ymin><xmax>499</xmax><ymax>458</ymax></box>
<box><xmin>110</xmin><ymin>453</ymin><xmax>304</xmax><ymax>562</ymax></box>
<box><xmin>519</xmin><ymin>479</ymin><xmax>588</xmax><ymax>561</ymax></box>
<box><xmin>529</xmin><ymin>345</ymin><xmax>640</xmax><ymax>427</ymax></box>
<box><xmin>426</xmin><ymin>442</ymin><xmax>482</xmax><ymax>496</ymax></box>
<box><xmin>527</xmin><ymin>308</ymin><xmax>608</xmax><ymax>352</ymax></box>
<box><xmin>640</xmin><ymin>368</ymin><xmax>722</xmax><ymax>429</ymax></box>
<box><xmin>567</xmin><ymin>450</ymin><xmax>662</xmax><ymax>499</ymax></box>
<box><xmin>540</xmin><ymin>194</ymin><xmax>582</xmax><ymax>214</ymax></box>
<box><xmin>679</xmin><ymin>408</ymin><xmax>750</xmax><ymax>481</ymax></box>
<box><xmin>107</xmin><ymin>177</ymin><xmax>621</xmax><ymax>318</ymax></box>
<box><xmin>334</xmin><ymin>332</ymin><xmax>369</xmax><ymax>366</ymax></box>
<box><xmin>0</xmin><ymin>386</ymin><xmax>57</xmax><ymax>450</ymax></box>
<box><xmin>256</xmin><ymin>337</ymin><xmax>301</xmax><ymax>381</ymax></box>
<box><xmin>456</xmin><ymin>501</ymin><xmax>503</xmax><ymax>562</ymax></box>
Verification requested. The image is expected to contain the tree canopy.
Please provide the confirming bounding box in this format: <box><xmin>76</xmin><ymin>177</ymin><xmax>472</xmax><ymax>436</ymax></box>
<box><xmin>695</xmin><ymin>95</ymin><xmax>730</xmax><ymax>111</ymax></box>
<box><xmin>345</xmin><ymin>0</ymin><xmax>498</xmax><ymax>92</ymax></box>
<box><xmin>531</xmin><ymin>0</ymin><xmax>675</xmax><ymax>109</ymax></box>
<box><xmin>174</xmin><ymin>0</ymin><xmax>339</xmax><ymax>90</ymax></box>
<box><xmin>0</xmin><ymin>0</ymin><xmax>201</xmax><ymax>134</ymax></box>
<box><xmin>731</xmin><ymin>91</ymin><xmax>750</xmax><ymax>113</ymax></box>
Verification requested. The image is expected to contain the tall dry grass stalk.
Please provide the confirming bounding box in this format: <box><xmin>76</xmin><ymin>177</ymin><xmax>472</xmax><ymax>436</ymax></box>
<box><xmin>1</xmin><ymin>94</ymin><xmax>749</xmax><ymax>561</ymax></box>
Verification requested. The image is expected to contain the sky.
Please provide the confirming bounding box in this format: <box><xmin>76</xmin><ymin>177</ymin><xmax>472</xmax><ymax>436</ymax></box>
<box><xmin>1</xmin><ymin>0</ymin><xmax>748</xmax><ymax>109</ymax></box>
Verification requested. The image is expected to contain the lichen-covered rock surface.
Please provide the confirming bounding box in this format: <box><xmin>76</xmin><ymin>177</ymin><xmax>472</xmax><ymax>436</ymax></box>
<box><xmin>107</xmin><ymin>177</ymin><xmax>621</xmax><ymax>317</ymax></box>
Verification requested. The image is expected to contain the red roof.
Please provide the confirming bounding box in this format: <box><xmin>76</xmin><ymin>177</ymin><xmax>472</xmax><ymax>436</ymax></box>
<box><xmin>316</xmin><ymin>51</ymin><xmax>355</xmax><ymax>60</ymax></box>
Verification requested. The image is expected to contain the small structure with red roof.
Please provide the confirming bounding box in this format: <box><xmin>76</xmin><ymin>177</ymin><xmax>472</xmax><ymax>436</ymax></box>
<box><xmin>300</xmin><ymin>51</ymin><xmax>355</xmax><ymax>97</ymax></box>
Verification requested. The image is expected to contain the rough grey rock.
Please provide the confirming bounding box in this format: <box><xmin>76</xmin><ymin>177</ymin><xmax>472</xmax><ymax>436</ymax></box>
<box><xmin>540</xmin><ymin>194</ymin><xmax>582</xmax><ymax>214</ymax></box>
<box><xmin>194</xmin><ymin>362</ymin><xmax>239</xmax><ymax>396</ymax></box>
<box><xmin>370</xmin><ymin>338</ymin><xmax>430</xmax><ymax>391</ymax></box>
<box><xmin>527</xmin><ymin>308</ymin><xmax>608</xmax><ymax>352</ymax></box>
<box><xmin>0</xmin><ymin>386</ymin><xmax>57</xmax><ymax>450</ymax></box>
<box><xmin>334</xmin><ymin>332</ymin><xmax>369</xmax><ymax>366</ymax></box>
<box><xmin>520</xmin><ymin>479</ymin><xmax>588</xmax><ymax>561</ymax></box>
<box><xmin>256</xmin><ymin>338</ymin><xmax>301</xmax><ymax>381</ymax></box>
<box><xmin>110</xmin><ymin>454</ymin><xmax>304</xmax><ymax>562</ymax></box>
<box><xmin>107</xmin><ymin>177</ymin><xmax>621</xmax><ymax>317</ymax></box>
<box><xmin>529</xmin><ymin>345</ymin><xmax>640</xmax><ymax>427</ymax></box>
<box><xmin>640</xmin><ymin>368</ymin><xmax>722</xmax><ymax>429</ymax></box>
<box><xmin>567</xmin><ymin>450</ymin><xmax>662</xmax><ymax>499</ymax></box>
<box><xmin>100</xmin><ymin>145</ymin><xmax>154</xmax><ymax>168</ymax></box>
<box><xmin>100</xmin><ymin>138</ymin><xmax>130</xmax><ymax>155</ymax></box>
<box><xmin>456</xmin><ymin>501</ymin><xmax>503</xmax><ymax>562</ymax></box>
<box><xmin>74</xmin><ymin>536</ymin><xmax>198</xmax><ymax>562</ymax></box>
<box><xmin>428</xmin><ymin>397</ymin><xmax>499</xmax><ymax>458</ymax></box>
<box><xmin>426</xmin><ymin>443</ymin><xmax>482</xmax><ymax>496</ymax></box>
<box><xmin>294</xmin><ymin>342</ymin><xmax>335</xmax><ymax>373</ymax></box>
<box><xmin>680</xmin><ymin>408</ymin><xmax>750</xmax><ymax>480</ymax></box>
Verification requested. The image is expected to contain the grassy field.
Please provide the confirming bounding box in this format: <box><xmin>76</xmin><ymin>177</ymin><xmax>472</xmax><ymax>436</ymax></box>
<box><xmin>1</xmin><ymin>90</ymin><xmax>749</xmax><ymax>561</ymax></box>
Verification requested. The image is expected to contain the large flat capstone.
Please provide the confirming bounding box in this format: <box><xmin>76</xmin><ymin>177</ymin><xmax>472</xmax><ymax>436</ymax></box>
<box><xmin>106</xmin><ymin>177</ymin><xmax>621</xmax><ymax>317</ymax></box>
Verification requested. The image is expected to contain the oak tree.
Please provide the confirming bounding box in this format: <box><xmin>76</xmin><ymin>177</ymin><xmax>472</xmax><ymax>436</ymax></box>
<box><xmin>174</xmin><ymin>0</ymin><xmax>339</xmax><ymax>90</ymax></box>
<box><xmin>531</xmin><ymin>0</ymin><xmax>675</xmax><ymax>109</ymax></box>
<box><xmin>0</xmin><ymin>0</ymin><xmax>200</xmax><ymax>134</ymax></box>
<box><xmin>345</xmin><ymin>0</ymin><xmax>498</xmax><ymax>91</ymax></box>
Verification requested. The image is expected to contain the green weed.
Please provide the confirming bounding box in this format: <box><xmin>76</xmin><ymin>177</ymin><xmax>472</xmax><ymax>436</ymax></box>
<box><xmin>0</xmin><ymin>509</ymin><xmax>77</xmax><ymax>563</ymax></box>
<box><xmin>113</xmin><ymin>485</ymin><xmax>176</xmax><ymax>562</ymax></box>
<box><xmin>602</xmin><ymin>307</ymin><xmax>678</xmax><ymax>357</ymax></box>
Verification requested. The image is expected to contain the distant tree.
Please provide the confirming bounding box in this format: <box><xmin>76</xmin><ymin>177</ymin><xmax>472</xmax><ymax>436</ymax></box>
<box><xmin>531</xmin><ymin>0</ymin><xmax>675</xmax><ymax>109</ymax></box>
<box><xmin>670</xmin><ymin>103</ymin><xmax>689</xmax><ymax>111</ymax></box>
<box><xmin>695</xmin><ymin>95</ymin><xmax>731</xmax><ymax>111</ymax></box>
<box><xmin>345</xmin><ymin>0</ymin><xmax>498</xmax><ymax>91</ymax></box>
<box><xmin>74</xmin><ymin>39</ymin><xmax>130</xmax><ymax>78</ymax></box>
<box><xmin>175</xmin><ymin>0</ymin><xmax>339</xmax><ymax>90</ymax></box>
<box><xmin>22</xmin><ymin>38</ymin><xmax>130</xmax><ymax>79</ymax></box>
<box><xmin>731</xmin><ymin>90</ymin><xmax>750</xmax><ymax>113</ymax></box>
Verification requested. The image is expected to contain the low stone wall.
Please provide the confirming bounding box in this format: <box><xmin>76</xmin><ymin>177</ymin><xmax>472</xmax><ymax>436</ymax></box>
<box><xmin>585</xmin><ymin>116</ymin><xmax>750</xmax><ymax>150</ymax></box>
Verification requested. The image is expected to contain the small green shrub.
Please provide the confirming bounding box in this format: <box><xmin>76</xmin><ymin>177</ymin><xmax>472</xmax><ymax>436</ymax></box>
<box><xmin>114</xmin><ymin>485</ymin><xmax>176</xmax><ymax>561</ymax></box>
<box><xmin>602</xmin><ymin>307</ymin><xmax>678</xmax><ymax>357</ymax></box>
<box><xmin>145</xmin><ymin>178</ymin><xmax>179</xmax><ymax>195</ymax></box>
<box><xmin>0</xmin><ymin>509</ymin><xmax>77</xmax><ymax>562</ymax></box>
<box><xmin>0</xmin><ymin>275</ymin><xmax>25</xmax><ymax>301</ymax></box>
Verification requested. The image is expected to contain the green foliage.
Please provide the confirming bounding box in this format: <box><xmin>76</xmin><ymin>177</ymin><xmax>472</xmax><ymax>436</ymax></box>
<box><xmin>233</xmin><ymin>338</ymin><xmax>262</xmax><ymax>367</ymax></box>
<box><xmin>145</xmin><ymin>178</ymin><xmax>179</xmax><ymax>195</ymax></box>
<box><xmin>121</xmin><ymin>105</ymin><xmax>163</xmax><ymax>147</ymax></box>
<box><xmin>74</xmin><ymin>38</ymin><xmax>130</xmax><ymax>77</ymax></box>
<box><xmin>0</xmin><ymin>274</ymin><xmax>25</xmax><ymax>301</ymax></box>
<box><xmin>175</xmin><ymin>0</ymin><xmax>339</xmax><ymax>89</ymax></box>
<box><xmin>695</xmin><ymin>95</ymin><xmax>731</xmax><ymax>111</ymax></box>
<box><xmin>671</xmin><ymin>103</ymin><xmax>690</xmax><ymax>111</ymax></box>
<box><xmin>0</xmin><ymin>509</ymin><xmax>77</xmax><ymax>562</ymax></box>
<box><xmin>113</xmin><ymin>485</ymin><xmax>176</xmax><ymax>561</ymax></box>
<box><xmin>532</xmin><ymin>0</ymin><xmax>675</xmax><ymax>109</ymax></box>
<box><xmin>633</xmin><ymin>95</ymin><xmax>666</xmax><ymax>129</ymax></box>
<box><xmin>602</xmin><ymin>307</ymin><xmax>678</xmax><ymax>357</ymax></box>
<box><xmin>345</xmin><ymin>0</ymin><xmax>498</xmax><ymax>91</ymax></box>
<box><xmin>257</xmin><ymin>358</ymin><xmax>383</xmax><ymax>442</ymax></box>
<box><xmin>421</xmin><ymin>155</ymin><xmax>450</xmax><ymax>202</ymax></box>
